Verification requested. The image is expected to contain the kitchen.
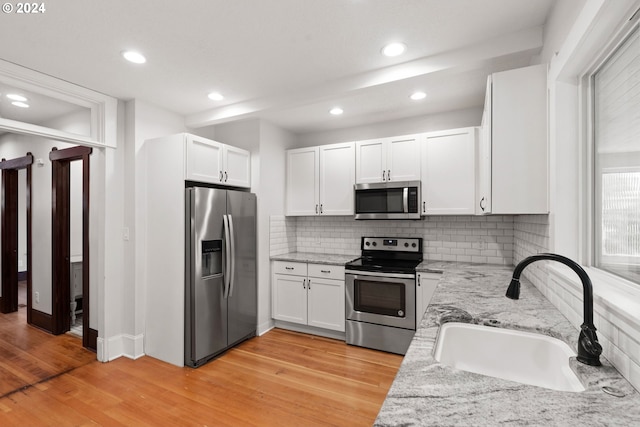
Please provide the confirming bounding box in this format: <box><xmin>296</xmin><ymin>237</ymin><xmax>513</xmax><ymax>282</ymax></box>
<box><xmin>0</xmin><ymin>0</ymin><xmax>639</xmax><ymax>425</ymax></box>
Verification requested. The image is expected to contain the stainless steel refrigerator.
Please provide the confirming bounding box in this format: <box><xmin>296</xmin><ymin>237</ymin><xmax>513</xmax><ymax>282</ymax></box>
<box><xmin>185</xmin><ymin>186</ymin><xmax>257</xmax><ymax>368</ymax></box>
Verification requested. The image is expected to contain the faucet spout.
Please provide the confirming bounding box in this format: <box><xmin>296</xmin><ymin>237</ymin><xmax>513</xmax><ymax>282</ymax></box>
<box><xmin>506</xmin><ymin>253</ymin><xmax>602</xmax><ymax>366</ymax></box>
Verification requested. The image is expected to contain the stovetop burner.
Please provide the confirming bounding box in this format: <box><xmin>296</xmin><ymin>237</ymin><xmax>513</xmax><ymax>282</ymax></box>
<box><xmin>345</xmin><ymin>237</ymin><xmax>423</xmax><ymax>274</ymax></box>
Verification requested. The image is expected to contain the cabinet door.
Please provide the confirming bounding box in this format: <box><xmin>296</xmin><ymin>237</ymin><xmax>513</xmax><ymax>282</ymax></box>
<box><xmin>272</xmin><ymin>273</ymin><xmax>308</xmax><ymax>325</ymax></box>
<box><xmin>491</xmin><ymin>64</ymin><xmax>547</xmax><ymax>214</ymax></box>
<box><xmin>422</xmin><ymin>128</ymin><xmax>476</xmax><ymax>215</ymax></box>
<box><xmin>355</xmin><ymin>139</ymin><xmax>385</xmax><ymax>183</ymax></box>
<box><xmin>223</xmin><ymin>145</ymin><xmax>251</xmax><ymax>188</ymax></box>
<box><xmin>320</xmin><ymin>142</ymin><xmax>355</xmax><ymax>215</ymax></box>
<box><xmin>416</xmin><ymin>273</ymin><xmax>440</xmax><ymax>323</ymax></box>
<box><xmin>307</xmin><ymin>277</ymin><xmax>345</xmax><ymax>332</ymax></box>
<box><xmin>477</xmin><ymin>79</ymin><xmax>492</xmax><ymax>214</ymax></box>
<box><xmin>386</xmin><ymin>134</ymin><xmax>421</xmax><ymax>182</ymax></box>
<box><xmin>185</xmin><ymin>135</ymin><xmax>223</xmax><ymax>184</ymax></box>
<box><xmin>286</xmin><ymin>147</ymin><xmax>319</xmax><ymax>216</ymax></box>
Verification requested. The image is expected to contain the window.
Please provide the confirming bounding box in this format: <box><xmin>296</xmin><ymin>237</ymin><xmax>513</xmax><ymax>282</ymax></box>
<box><xmin>593</xmin><ymin>25</ymin><xmax>640</xmax><ymax>284</ymax></box>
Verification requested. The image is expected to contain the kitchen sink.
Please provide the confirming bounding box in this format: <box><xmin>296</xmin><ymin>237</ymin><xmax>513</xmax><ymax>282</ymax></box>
<box><xmin>433</xmin><ymin>322</ymin><xmax>585</xmax><ymax>392</ymax></box>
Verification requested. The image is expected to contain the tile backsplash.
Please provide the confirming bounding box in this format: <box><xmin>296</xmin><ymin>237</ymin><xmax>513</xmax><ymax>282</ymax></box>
<box><xmin>270</xmin><ymin>214</ymin><xmax>514</xmax><ymax>264</ymax></box>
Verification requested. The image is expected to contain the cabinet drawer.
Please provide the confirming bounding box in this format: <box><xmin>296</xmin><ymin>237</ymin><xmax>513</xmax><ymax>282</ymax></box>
<box><xmin>273</xmin><ymin>261</ymin><xmax>307</xmax><ymax>276</ymax></box>
<box><xmin>308</xmin><ymin>264</ymin><xmax>345</xmax><ymax>280</ymax></box>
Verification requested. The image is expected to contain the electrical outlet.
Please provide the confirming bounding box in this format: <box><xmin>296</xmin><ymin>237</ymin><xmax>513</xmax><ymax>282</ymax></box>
<box><xmin>35</xmin><ymin>292</ymin><xmax>39</xmax><ymax>304</ymax></box>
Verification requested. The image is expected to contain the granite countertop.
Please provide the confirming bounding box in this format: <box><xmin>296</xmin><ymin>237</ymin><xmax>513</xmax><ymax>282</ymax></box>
<box><xmin>270</xmin><ymin>252</ymin><xmax>358</xmax><ymax>266</ymax></box>
<box><xmin>376</xmin><ymin>263</ymin><xmax>640</xmax><ymax>426</ymax></box>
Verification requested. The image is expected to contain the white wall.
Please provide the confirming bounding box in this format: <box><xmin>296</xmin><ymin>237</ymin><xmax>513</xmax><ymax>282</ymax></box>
<box><xmin>295</xmin><ymin>108</ymin><xmax>482</xmax><ymax>147</ymax></box>
<box><xmin>122</xmin><ymin>99</ymin><xmax>186</xmax><ymax>361</ymax></box>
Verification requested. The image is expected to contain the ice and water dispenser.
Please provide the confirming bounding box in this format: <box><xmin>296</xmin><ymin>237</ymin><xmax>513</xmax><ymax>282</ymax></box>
<box><xmin>201</xmin><ymin>240</ymin><xmax>222</xmax><ymax>277</ymax></box>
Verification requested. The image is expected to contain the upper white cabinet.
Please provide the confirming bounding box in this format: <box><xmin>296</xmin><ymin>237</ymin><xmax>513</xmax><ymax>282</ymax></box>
<box><xmin>222</xmin><ymin>144</ymin><xmax>251</xmax><ymax>188</ymax></box>
<box><xmin>355</xmin><ymin>135</ymin><xmax>421</xmax><ymax>183</ymax></box>
<box><xmin>421</xmin><ymin>128</ymin><xmax>477</xmax><ymax>215</ymax></box>
<box><xmin>286</xmin><ymin>142</ymin><xmax>355</xmax><ymax>216</ymax></box>
<box><xmin>184</xmin><ymin>134</ymin><xmax>251</xmax><ymax>188</ymax></box>
<box><xmin>478</xmin><ymin>64</ymin><xmax>548</xmax><ymax>214</ymax></box>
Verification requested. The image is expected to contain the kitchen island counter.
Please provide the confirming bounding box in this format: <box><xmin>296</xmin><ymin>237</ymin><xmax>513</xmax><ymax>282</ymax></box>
<box><xmin>376</xmin><ymin>263</ymin><xmax>640</xmax><ymax>426</ymax></box>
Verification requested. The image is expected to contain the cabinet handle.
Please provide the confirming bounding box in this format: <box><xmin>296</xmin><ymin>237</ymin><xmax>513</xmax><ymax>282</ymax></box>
<box><xmin>315</xmin><ymin>204</ymin><xmax>319</xmax><ymax>214</ymax></box>
<box><xmin>219</xmin><ymin>171</ymin><xmax>223</xmax><ymax>182</ymax></box>
<box><xmin>423</xmin><ymin>201</ymin><xmax>426</xmax><ymax>213</ymax></box>
<box><xmin>382</xmin><ymin>170</ymin><xmax>386</xmax><ymax>181</ymax></box>
<box><xmin>480</xmin><ymin>196</ymin><xmax>486</xmax><ymax>212</ymax></box>
<box><xmin>307</xmin><ymin>279</ymin><xmax>311</xmax><ymax>290</ymax></box>
<box><xmin>224</xmin><ymin>171</ymin><xmax>228</xmax><ymax>182</ymax></box>
<box><xmin>285</xmin><ymin>266</ymin><xmax>294</xmax><ymax>270</ymax></box>
<box><xmin>320</xmin><ymin>204</ymin><xmax>323</xmax><ymax>214</ymax></box>
<box><xmin>320</xmin><ymin>269</ymin><xmax>331</xmax><ymax>273</ymax></box>
<box><xmin>418</xmin><ymin>275</ymin><xmax>421</xmax><ymax>287</ymax></box>
<box><xmin>303</xmin><ymin>279</ymin><xmax>306</xmax><ymax>289</ymax></box>
<box><xmin>388</xmin><ymin>169</ymin><xmax>391</xmax><ymax>181</ymax></box>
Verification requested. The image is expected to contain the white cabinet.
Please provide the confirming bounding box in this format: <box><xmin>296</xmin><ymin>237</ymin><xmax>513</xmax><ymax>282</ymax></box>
<box><xmin>222</xmin><ymin>144</ymin><xmax>251</xmax><ymax>188</ymax></box>
<box><xmin>421</xmin><ymin>128</ymin><xmax>477</xmax><ymax>215</ymax></box>
<box><xmin>185</xmin><ymin>134</ymin><xmax>251</xmax><ymax>188</ymax></box>
<box><xmin>286</xmin><ymin>142</ymin><xmax>355</xmax><ymax>216</ymax></box>
<box><xmin>416</xmin><ymin>272</ymin><xmax>440</xmax><ymax>324</ymax></box>
<box><xmin>355</xmin><ymin>135</ymin><xmax>421</xmax><ymax>183</ymax></box>
<box><xmin>272</xmin><ymin>261</ymin><xmax>345</xmax><ymax>332</ymax></box>
<box><xmin>478</xmin><ymin>64</ymin><xmax>548</xmax><ymax>214</ymax></box>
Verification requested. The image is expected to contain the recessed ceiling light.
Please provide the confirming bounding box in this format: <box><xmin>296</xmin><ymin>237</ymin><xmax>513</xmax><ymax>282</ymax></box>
<box><xmin>11</xmin><ymin>101</ymin><xmax>29</xmax><ymax>108</ymax></box>
<box><xmin>329</xmin><ymin>107</ymin><xmax>344</xmax><ymax>115</ymax></box>
<box><xmin>208</xmin><ymin>92</ymin><xmax>224</xmax><ymax>101</ymax></box>
<box><xmin>410</xmin><ymin>91</ymin><xmax>427</xmax><ymax>100</ymax></box>
<box><xmin>7</xmin><ymin>94</ymin><xmax>28</xmax><ymax>102</ymax></box>
<box><xmin>382</xmin><ymin>42</ymin><xmax>406</xmax><ymax>57</ymax></box>
<box><xmin>122</xmin><ymin>50</ymin><xmax>147</xmax><ymax>64</ymax></box>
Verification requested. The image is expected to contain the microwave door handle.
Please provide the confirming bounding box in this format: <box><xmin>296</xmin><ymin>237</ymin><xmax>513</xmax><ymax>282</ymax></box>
<box><xmin>403</xmin><ymin>187</ymin><xmax>409</xmax><ymax>213</ymax></box>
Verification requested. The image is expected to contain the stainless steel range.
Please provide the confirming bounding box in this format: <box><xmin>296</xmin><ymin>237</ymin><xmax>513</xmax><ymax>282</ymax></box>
<box><xmin>345</xmin><ymin>237</ymin><xmax>422</xmax><ymax>355</ymax></box>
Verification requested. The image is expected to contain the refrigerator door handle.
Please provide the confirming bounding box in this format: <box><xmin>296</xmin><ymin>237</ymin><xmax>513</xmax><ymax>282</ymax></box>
<box><xmin>223</xmin><ymin>214</ymin><xmax>231</xmax><ymax>299</ymax></box>
<box><xmin>228</xmin><ymin>214</ymin><xmax>236</xmax><ymax>298</ymax></box>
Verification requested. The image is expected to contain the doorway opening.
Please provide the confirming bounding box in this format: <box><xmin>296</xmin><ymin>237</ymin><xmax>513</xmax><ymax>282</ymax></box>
<box><xmin>50</xmin><ymin>146</ymin><xmax>96</xmax><ymax>351</ymax></box>
<box><xmin>1</xmin><ymin>153</ymin><xmax>33</xmax><ymax>321</ymax></box>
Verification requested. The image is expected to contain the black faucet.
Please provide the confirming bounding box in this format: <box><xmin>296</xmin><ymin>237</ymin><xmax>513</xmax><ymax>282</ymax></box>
<box><xmin>506</xmin><ymin>253</ymin><xmax>602</xmax><ymax>366</ymax></box>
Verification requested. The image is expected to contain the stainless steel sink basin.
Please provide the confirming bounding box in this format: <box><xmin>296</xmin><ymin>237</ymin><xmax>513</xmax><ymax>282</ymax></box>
<box><xmin>433</xmin><ymin>322</ymin><xmax>585</xmax><ymax>392</ymax></box>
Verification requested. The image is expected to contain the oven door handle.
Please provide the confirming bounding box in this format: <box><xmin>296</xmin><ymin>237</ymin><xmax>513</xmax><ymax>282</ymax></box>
<box><xmin>345</xmin><ymin>270</ymin><xmax>416</xmax><ymax>280</ymax></box>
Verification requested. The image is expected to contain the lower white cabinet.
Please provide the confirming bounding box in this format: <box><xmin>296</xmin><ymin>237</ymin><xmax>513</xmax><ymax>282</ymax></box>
<box><xmin>272</xmin><ymin>261</ymin><xmax>345</xmax><ymax>332</ymax></box>
<box><xmin>416</xmin><ymin>272</ymin><xmax>441</xmax><ymax>323</ymax></box>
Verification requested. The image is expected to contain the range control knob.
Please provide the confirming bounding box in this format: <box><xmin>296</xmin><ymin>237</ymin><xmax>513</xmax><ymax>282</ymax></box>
<box><xmin>372</xmin><ymin>242</ymin><xmax>377</xmax><ymax>247</ymax></box>
<box><xmin>404</xmin><ymin>242</ymin><xmax>409</xmax><ymax>247</ymax></box>
<box><xmin>365</xmin><ymin>241</ymin><xmax>370</xmax><ymax>246</ymax></box>
<box><xmin>412</xmin><ymin>243</ymin><xmax>417</xmax><ymax>248</ymax></box>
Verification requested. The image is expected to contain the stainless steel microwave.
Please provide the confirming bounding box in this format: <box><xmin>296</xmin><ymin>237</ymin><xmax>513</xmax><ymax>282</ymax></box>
<box><xmin>354</xmin><ymin>181</ymin><xmax>421</xmax><ymax>220</ymax></box>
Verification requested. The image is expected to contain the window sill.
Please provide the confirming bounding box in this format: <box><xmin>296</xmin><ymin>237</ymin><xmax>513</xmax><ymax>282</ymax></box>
<box><xmin>548</xmin><ymin>264</ymin><xmax>640</xmax><ymax>334</ymax></box>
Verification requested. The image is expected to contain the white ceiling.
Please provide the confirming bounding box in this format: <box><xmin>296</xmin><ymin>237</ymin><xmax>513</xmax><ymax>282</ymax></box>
<box><xmin>0</xmin><ymin>0</ymin><xmax>556</xmax><ymax>134</ymax></box>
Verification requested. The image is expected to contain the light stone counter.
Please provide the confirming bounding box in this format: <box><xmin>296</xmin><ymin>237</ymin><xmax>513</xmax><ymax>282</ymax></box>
<box><xmin>376</xmin><ymin>263</ymin><xmax>640</xmax><ymax>426</ymax></box>
<box><xmin>270</xmin><ymin>252</ymin><xmax>358</xmax><ymax>266</ymax></box>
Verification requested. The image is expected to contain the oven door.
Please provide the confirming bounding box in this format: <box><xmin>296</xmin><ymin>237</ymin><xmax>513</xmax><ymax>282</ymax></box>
<box><xmin>345</xmin><ymin>270</ymin><xmax>416</xmax><ymax>330</ymax></box>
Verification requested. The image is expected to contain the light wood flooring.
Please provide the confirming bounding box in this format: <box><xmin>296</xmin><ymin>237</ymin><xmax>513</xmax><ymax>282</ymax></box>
<box><xmin>0</xmin><ymin>306</ymin><xmax>403</xmax><ymax>426</ymax></box>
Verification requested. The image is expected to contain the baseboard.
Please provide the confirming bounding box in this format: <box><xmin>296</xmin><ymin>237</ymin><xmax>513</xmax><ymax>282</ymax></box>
<box><xmin>97</xmin><ymin>333</ymin><xmax>145</xmax><ymax>362</ymax></box>
<box><xmin>30</xmin><ymin>309</ymin><xmax>53</xmax><ymax>333</ymax></box>
<box><xmin>274</xmin><ymin>320</ymin><xmax>346</xmax><ymax>341</ymax></box>
<box><xmin>257</xmin><ymin>319</ymin><xmax>275</xmax><ymax>336</ymax></box>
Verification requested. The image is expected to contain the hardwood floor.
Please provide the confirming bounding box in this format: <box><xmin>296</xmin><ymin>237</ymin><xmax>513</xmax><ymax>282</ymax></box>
<box><xmin>0</xmin><ymin>314</ymin><xmax>403</xmax><ymax>427</ymax></box>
